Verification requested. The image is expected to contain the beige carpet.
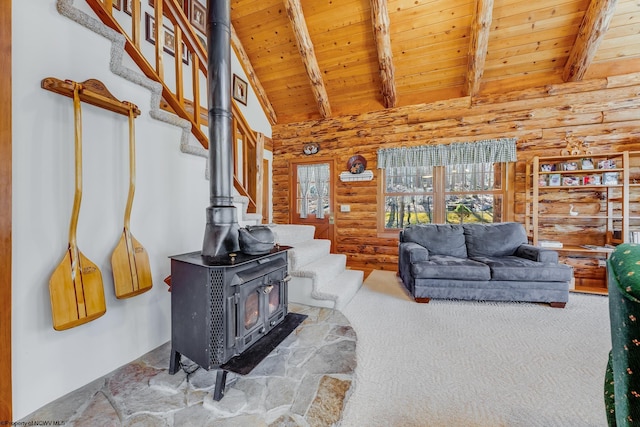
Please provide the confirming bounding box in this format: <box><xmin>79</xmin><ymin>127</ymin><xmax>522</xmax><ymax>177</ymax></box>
<box><xmin>339</xmin><ymin>270</ymin><xmax>610</xmax><ymax>427</ymax></box>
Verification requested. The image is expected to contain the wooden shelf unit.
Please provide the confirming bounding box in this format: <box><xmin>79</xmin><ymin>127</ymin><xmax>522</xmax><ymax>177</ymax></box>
<box><xmin>526</xmin><ymin>151</ymin><xmax>640</xmax><ymax>295</ymax></box>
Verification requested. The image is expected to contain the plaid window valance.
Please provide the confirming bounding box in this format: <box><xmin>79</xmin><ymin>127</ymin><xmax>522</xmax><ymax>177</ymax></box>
<box><xmin>377</xmin><ymin>138</ymin><xmax>517</xmax><ymax>169</ymax></box>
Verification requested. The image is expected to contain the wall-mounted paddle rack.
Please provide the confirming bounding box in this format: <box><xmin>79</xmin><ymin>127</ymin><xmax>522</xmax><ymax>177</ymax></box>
<box><xmin>43</xmin><ymin>77</ymin><xmax>151</xmax><ymax>331</ymax></box>
<box><xmin>41</xmin><ymin>77</ymin><xmax>141</xmax><ymax>117</ymax></box>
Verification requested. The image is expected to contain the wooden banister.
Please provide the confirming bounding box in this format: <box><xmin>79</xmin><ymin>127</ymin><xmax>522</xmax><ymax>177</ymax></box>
<box><xmin>88</xmin><ymin>0</ymin><xmax>260</xmax><ymax>213</ymax></box>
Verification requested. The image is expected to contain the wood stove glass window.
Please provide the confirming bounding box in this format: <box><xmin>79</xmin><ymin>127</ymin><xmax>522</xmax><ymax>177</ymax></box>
<box><xmin>245</xmin><ymin>291</ymin><xmax>260</xmax><ymax>329</ymax></box>
<box><xmin>268</xmin><ymin>283</ymin><xmax>280</xmax><ymax>315</ymax></box>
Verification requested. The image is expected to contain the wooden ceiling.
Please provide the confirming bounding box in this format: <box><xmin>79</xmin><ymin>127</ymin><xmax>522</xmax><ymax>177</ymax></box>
<box><xmin>230</xmin><ymin>0</ymin><xmax>640</xmax><ymax>125</ymax></box>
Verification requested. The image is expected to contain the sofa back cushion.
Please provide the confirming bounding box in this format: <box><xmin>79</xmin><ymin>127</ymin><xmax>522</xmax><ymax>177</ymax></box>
<box><xmin>463</xmin><ymin>222</ymin><xmax>527</xmax><ymax>257</ymax></box>
<box><xmin>402</xmin><ymin>224</ymin><xmax>467</xmax><ymax>258</ymax></box>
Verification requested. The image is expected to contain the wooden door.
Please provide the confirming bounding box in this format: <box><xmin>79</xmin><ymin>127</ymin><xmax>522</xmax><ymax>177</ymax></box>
<box><xmin>290</xmin><ymin>159</ymin><xmax>335</xmax><ymax>250</ymax></box>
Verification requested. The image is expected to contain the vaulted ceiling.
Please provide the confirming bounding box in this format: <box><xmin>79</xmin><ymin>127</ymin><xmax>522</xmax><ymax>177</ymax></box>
<box><xmin>229</xmin><ymin>0</ymin><xmax>640</xmax><ymax>125</ymax></box>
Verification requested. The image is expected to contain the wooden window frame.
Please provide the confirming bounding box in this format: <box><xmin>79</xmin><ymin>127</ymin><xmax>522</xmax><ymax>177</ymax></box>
<box><xmin>377</xmin><ymin>163</ymin><xmax>512</xmax><ymax>238</ymax></box>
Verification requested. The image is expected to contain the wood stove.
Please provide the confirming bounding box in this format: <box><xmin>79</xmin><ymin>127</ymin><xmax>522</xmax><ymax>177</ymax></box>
<box><xmin>166</xmin><ymin>0</ymin><xmax>306</xmax><ymax>401</ymax></box>
<box><xmin>168</xmin><ymin>246</ymin><xmax>306</xmax><ymax>399</ymax></box>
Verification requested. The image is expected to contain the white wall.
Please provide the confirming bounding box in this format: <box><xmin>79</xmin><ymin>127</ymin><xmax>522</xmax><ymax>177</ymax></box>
<box><xmin>12</xmin><ymin>1</ymin><xmax>271</xmax><ymax>419</ymax></box>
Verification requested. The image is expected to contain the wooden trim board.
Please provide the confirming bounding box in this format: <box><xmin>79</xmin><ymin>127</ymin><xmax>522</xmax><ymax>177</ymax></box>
<box><xmin>0</xmin><ymin>0</ymin><xmax>12</xmax><ymax>421</ymax></box>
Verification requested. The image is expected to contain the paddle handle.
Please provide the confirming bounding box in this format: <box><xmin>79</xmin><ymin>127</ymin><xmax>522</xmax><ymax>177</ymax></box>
<box><xmin>69</xmin><ymin>83</ymin><xmax>83</xmax><ymax>249</ymax></box>
<box><xmin>123</xmin><ymin>105</ymin><xmax>136</xmax><ymax>230</ymax></box>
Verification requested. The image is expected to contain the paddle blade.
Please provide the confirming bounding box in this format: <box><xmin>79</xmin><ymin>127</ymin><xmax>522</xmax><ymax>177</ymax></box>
<box><xmin>131</xmin><ymin>234</ymin><xmax>153</xmax><ymax>292</ymax></box>
<box><xmin>49</xmin><ymin>249</ymin><xmax>106</xmax><ymax>331</ymax></box>
<box><xmin>111</xmin><ymin>232</ymin><xmax>153</xmax><ymax>299</ymax></box>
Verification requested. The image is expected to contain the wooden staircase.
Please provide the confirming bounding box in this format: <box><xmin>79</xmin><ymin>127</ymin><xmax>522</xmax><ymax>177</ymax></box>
<box><xmin>82</xmin><ymin>0</ymin><xmax>264</xmax><ymax>217</ymax></box>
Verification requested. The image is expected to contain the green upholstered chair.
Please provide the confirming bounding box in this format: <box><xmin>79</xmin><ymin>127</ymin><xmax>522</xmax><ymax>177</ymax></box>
<box><xmin>606</xmin><ymin>243</ymin><xmax>640</xmax><ymax>426</ymax></box>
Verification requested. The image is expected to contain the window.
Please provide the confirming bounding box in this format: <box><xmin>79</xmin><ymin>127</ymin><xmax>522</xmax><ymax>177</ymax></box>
<box><xmin>377</xmin><ymin>138</ymin><xmax>516</xmax><ymax>234</ymax></box>
<box><xmin>295</xmin><ymin>163</ymin><xmax>330</xmax><ymax>219</ymax></box>
<box><xmin>380</xmin><ymin>163</ymin><xmax>506</xmax><ymax>232</ymax></box>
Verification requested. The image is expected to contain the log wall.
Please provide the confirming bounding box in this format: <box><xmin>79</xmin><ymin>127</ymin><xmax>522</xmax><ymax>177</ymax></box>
<box><xmin>272</xmin><ymin>72</ymin><xmax>640</xmax><ymax>277</ymax></box>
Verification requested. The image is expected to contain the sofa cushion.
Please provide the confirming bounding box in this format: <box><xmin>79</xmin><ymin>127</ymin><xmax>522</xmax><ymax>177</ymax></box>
<box><xmin>402</xmin><ymin>224</ymin><xmax>467</xmax><ymax>258</ymax></box>
<box><xmin>411</xmin><ymin>255</ymin><xmax>491</xmax><ymax>280</ymax></box>
<box><xmin>463</xmin><ymin>223</ymin><xmax>527</xmax><ymax>257</ymax></box>
<box><xmin>471</xmin><ymin>255</ymin><xmax>573</xmax><ymax>282</ymax></box>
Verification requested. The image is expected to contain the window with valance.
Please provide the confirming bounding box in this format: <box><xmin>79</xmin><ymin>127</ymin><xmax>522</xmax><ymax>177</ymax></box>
<box><xmin>377</xmin><ymin>138</ymin><xmax>517</xmax><ymax>231</ymax></box>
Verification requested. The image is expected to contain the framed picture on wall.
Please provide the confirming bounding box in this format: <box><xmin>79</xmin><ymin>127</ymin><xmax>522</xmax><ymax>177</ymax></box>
<box><xmin>233</xmin><ymin>74</ymin><xmax>248</xmax><ymax>105</ymax></box>
<box><xmin>111</xmin><ymin>0</ymin><xmax>122</xmax><ymax>11</ymax></box>
<box><xmin>145</xmin><ymin>13</ymin><xmax>189</xmax><ymax>65</ymax></box>
<box><xmin>123</xmin><ymin>0</ymin><xmax>132</xmax><ymax>15</ymax></box>
<box><xmin>191</xmin><ymin>0</ymin><xmax>206</xmax><ymax>34</ymax></box>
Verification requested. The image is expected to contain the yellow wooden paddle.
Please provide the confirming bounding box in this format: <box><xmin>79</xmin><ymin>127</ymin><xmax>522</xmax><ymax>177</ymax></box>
<box><xmin>111</xmin><ymin>104</ymin><xmax>152</xmax><ymax>298</ymax></box>
<box><xmin>49</xmin><ymin>83</ymin><xmax>106</xmax><ymax>330</ymax></box>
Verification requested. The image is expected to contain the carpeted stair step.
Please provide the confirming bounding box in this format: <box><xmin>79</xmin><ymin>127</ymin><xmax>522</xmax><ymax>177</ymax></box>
<box><xmin>292</xmin><ymin>253</ymin><xmax>347</xmax><ymax>285</ymax></box>
<box><xmin>316</xmin><ymin>268</ymin><xmax>364</xmax><ymax>310</ymax></box>
<box><xmin>287</xmin><ymin>239</ymin><xmax>332</xmax><ymax>271</ymax></box>
<box><xmin>289</xmin><ymin>254</ymin><xmax>364</xmax><ymax>309</ymax></box>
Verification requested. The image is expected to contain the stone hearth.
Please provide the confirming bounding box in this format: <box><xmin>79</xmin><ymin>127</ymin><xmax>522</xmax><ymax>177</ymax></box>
<box><xmin>19</xmin><ymin>304</ymin><xmax>356</xmax><ymax>426</ymax></box>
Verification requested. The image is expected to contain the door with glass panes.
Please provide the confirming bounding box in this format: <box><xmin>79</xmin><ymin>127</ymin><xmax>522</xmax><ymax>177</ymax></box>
<box><xmin>290</xmin><ymin>159</ymin><xmax>335</xmax><ymax>250</ymax></box>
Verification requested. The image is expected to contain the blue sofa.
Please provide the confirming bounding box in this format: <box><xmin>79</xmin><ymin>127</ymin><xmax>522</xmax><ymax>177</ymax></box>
<box><xmin>398</xmin><ymin>222</ymin><xmax>572</xmax><ymax>307</ymax></box>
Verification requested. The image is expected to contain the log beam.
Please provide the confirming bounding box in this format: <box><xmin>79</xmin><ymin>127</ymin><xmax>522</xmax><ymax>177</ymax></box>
<box><xmin>231</xmin><ymin>24</ymin><xmax>278</xmax><ymax>125</ymax></box>
<box><xmin>563</xmin><ymin>0</ymin><xmax>618</xmax><ymax>82</ymax></box>
<box><xmin>283</xmin><ymin>0</ymin><xmax>332</xmax><ymax>118</ymax></box>
<box><xmin>370</xmin><ymin>0</ymin><xmax>397</xmax><ymax>108</ymax></box>
<box><xmin>465</xmin><ymin>0</ymin><xmax>494</xmax><ymax>97</ymax></box>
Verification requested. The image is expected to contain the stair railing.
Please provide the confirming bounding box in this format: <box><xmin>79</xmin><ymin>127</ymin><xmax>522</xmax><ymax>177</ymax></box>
<box><xmin>87</xmin><ymin>0</ymin><xmax>259</xmax><ymax>213</ymax></box>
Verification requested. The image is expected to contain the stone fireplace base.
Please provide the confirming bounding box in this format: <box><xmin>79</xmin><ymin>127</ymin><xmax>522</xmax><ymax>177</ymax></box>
<box><xmin>19</xmin><ymin>304</ymin><xmax>356</xmax><ymax>426</ymax></box>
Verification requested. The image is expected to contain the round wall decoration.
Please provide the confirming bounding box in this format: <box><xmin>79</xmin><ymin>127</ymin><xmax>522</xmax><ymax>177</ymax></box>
<box><xmin>347</xmin><ymin>155</ymin><xmax>367</xmax><ymax>174</ymax></box>
<box><xmin>303</xmin><ymin>143</ymin><xmax>320</xmax><ymax>155</ymax></box>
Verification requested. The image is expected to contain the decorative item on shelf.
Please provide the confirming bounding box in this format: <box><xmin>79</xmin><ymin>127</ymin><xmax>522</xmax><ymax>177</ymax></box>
<box><xmin>603</xmin><ymin>172</ymin><xmax>619</xmax><ymax>185</ymax></box>
<box><xmin>540</xmin><ymin>163</ymin><xmax>556</xmax><ymax>172</ymax></box>
<box><xmin>581</xmin><ymin>158</ymin><xmax>594</xmax><ymax>170</ymax></box>
<box><xmin>598</xmin><ymin>159</ymin><xmax>617</xmax><ymax>169</ymax></box>
<box><xmin>560</xmin><ymin>134</ymin><xmax>592</xmax><ymax>156</ymax></box>
<box><xmin>339</xmin><ymin>170</ymin><xmax>373</xmax><ymax>182</ymax></box>
<box><xmin>562</xmin><ymin>161</ymin><xmax>579</xmax><ymax>171</ymax></box>
<box><xmin>302</xmin><ymin>142</ymin><xmax>319</xmax><ymax>155</ymax></box>
<box><xmin>583</xmin><ymin>175</ymin><xmax>601</xmax><ymax>185</ymax></box>
<box><xmin>548</xmin><ymin>174</ymin><xmax>561</xmax><ymax>186</ymax></box>
<box><xmin>347</xmin><ymin>155</ymin><xmax>367</xmax><ymax>174</ymax></box>
<box><xmin>562</xmin><ymin>176</ymin><xmax>580</xmax><ymax>186</ymax></box>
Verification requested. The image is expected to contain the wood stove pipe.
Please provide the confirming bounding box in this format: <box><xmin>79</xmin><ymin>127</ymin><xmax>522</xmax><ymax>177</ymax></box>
<box><xmin>202</xmin><ymin>0</ymin><xmax>240</xmax><ymax>257</ymax></box>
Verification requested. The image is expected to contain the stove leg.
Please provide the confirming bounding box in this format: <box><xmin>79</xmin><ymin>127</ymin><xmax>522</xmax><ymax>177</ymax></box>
<box><xmin>169</xmin><ymin>348</ymin><xmax>181</xmax><ymax>375</ymax></box>
<box><xmin>213</xmin><ymin>369</ymin><xmax>228</xmax><ymax>401</ymax></box>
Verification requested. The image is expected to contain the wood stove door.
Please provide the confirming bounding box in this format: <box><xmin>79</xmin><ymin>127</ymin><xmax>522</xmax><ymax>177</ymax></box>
<box><xmin>236</xmin><ymin>275</ymin><xmax>286</xmax><ymax>352</ymax></box>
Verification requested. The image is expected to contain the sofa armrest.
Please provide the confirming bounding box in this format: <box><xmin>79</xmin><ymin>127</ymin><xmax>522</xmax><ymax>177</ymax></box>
<box><xmin>400</xmin><ymin>242</ymin><xmax>429</xmax><ymax>262</ymax></box>
<box><xmin>515</xmin><ymin>244</ymin><xmax>558</xmax><ymax>263</ymax></box>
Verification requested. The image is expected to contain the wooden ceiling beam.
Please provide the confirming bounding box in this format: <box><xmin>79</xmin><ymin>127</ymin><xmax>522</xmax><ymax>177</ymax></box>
<box><xmin>371</xmin><ymin>0</ymin><xmax>397</xmax><ymax>108</ymax></box>
<box><xmin>563</xmin><ymin>0</ymin><xmax>618</xmax><ymax>82</ymax></box>
<box><xmin>283</xmin><ymin>0</ymin><xmax>332</xmax><ymax>118</ymax></box>
<box><xmin>465</xmin><ymin>0</ymin><xmax>494</xmax><ymax>97</ymax></box>
<box><xmin>231</xmin><ymin>24</ymin><xmax>278</xmax><ymax>124</ymax></box>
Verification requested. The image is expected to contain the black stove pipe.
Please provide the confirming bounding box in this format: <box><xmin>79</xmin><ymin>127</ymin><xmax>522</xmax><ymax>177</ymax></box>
<box><xmin>202</xmin><ymin>0</ymin><xmax>240</xmax><ymax>257</ymax></box>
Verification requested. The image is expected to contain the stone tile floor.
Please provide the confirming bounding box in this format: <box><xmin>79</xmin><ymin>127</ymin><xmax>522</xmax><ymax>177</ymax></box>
<box><xmin>19</xmin><ymin>304</ymin><xmax>356</xmax><ymax>426</ymax></box>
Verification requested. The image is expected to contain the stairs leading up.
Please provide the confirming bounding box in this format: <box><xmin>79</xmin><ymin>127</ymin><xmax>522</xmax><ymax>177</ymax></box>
<box><xmin>271</xmin><ymin>224</ymin><xmax>364</xmax><ymax>311</ymax></box>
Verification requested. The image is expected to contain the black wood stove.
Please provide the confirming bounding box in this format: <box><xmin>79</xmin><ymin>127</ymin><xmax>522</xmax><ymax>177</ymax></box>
<box><xmin>166</xmin><ymin>0</ymin><xmax>306</xmax><ymax>401</ymax></box>
<box><xmin>168</xmin><ymin>246</ymin><xmax>306</xmax><ymax>400</ymax></box>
